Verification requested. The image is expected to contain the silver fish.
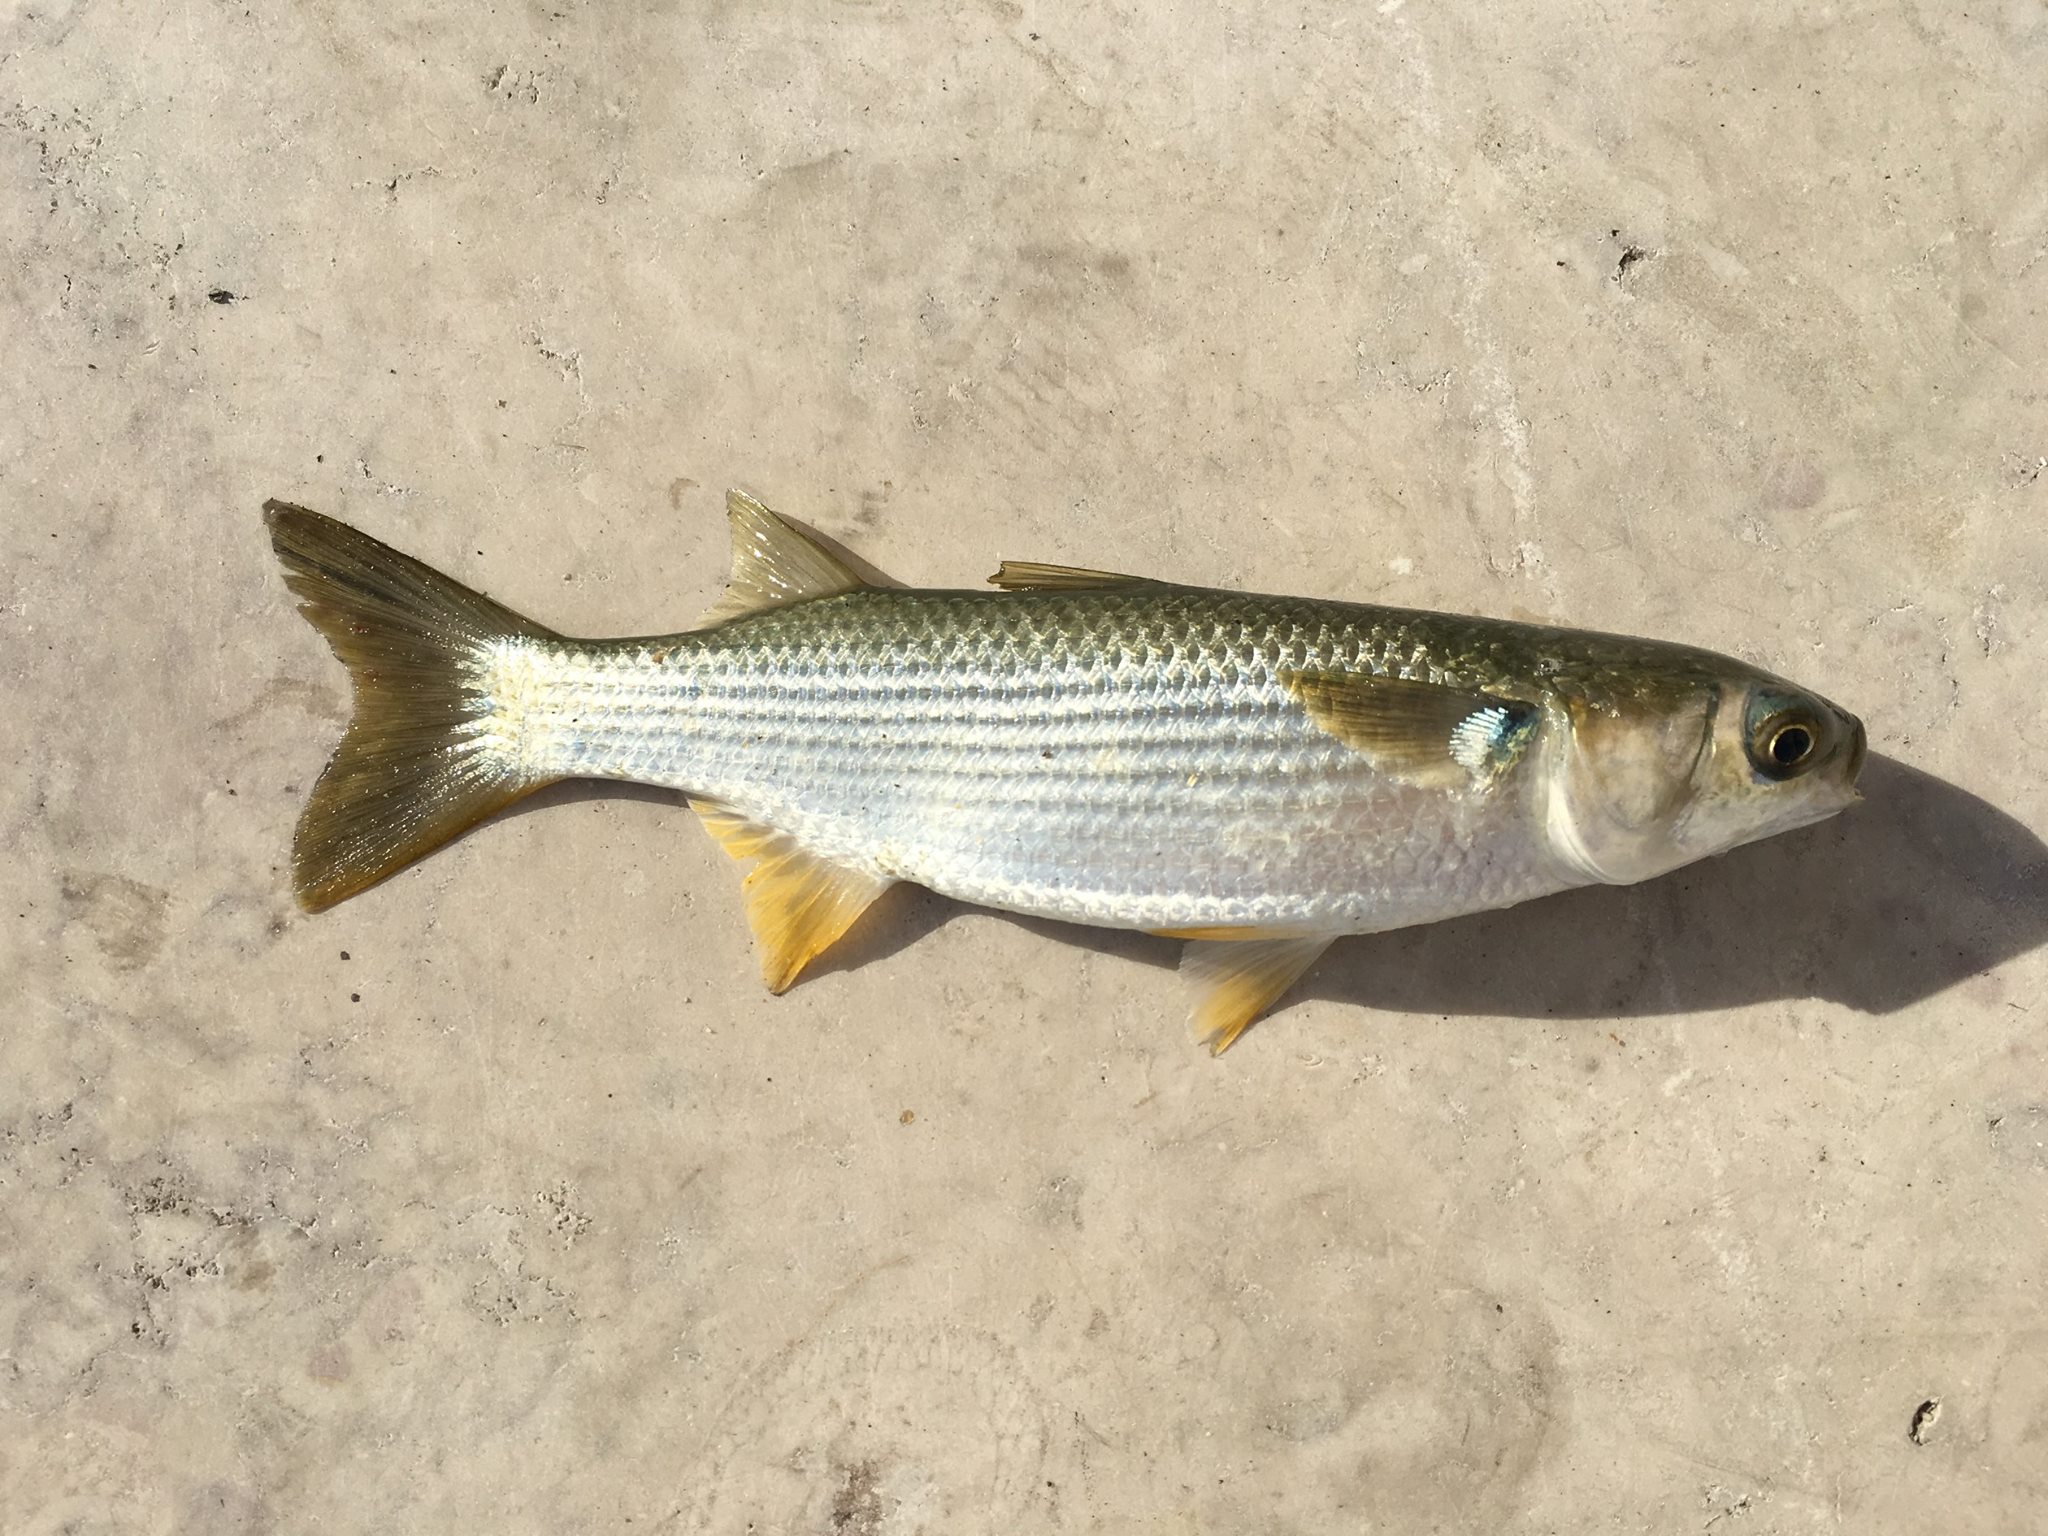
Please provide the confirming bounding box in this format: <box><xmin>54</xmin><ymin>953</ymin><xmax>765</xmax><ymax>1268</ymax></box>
<box><xmin>265</xmin><ymin>491</ymin><xmax>1865</xmax><ymax>1051</ymax></box>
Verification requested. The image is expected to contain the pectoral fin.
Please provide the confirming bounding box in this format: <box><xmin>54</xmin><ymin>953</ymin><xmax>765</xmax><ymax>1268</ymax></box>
<box><xmin>697</xmin><ymin>490</ymin><xmax>870</xmax><ymax>628</ymax></box>
<box><xmin>691</xmin><ymin>801</ymin><xmax>893</xmax><ymax>993</ymax></box>
<box><xmin>1280</xmin><ymin>668</ymin><xmax>1536</xmax><ymax>785</ymax></box>
<box><xmin>1180</xmin><ymin>933</ymin><xmax>1335</xmax><ymax>1055</ymax></box>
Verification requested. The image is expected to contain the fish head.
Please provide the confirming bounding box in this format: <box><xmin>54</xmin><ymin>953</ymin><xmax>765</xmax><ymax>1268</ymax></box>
<box><xmin>1545</xmin><ymin>658</ymin><xmax>1866</xmax><ymax>886</ymax></box>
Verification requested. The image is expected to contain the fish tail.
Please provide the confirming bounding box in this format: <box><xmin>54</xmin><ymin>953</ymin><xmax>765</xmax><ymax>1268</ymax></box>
<box><xmin>263</xmin><ymin>499</ymin><xmax>560</xmax><ymax>911</ymax></box>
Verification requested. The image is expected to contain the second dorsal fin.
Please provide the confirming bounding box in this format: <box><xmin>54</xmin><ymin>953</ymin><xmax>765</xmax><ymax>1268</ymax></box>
<box><xmin>986</xmin><ymin>560</ymin><xmax>1155</xmax><ymax>592</ymax></box>
<box><xmin>697</xmin><ymin>489</ymin><xmax>869</xmax><ymax>628</ymax></box>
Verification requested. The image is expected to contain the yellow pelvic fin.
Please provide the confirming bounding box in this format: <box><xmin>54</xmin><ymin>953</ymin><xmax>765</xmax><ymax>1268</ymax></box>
<box><xmin>1152</xmin><ymin>924</ymin><xmax>1322</xmax><ymax>941</ymax></box>
<box><xmin>1280</xmin><ymin>668</ymin><xmax>1536</xmax><ymax>785</ymax></box>
<box><xmin>1180</xmin><ymin>933</ymin><xmax>1335</xmax><ymax>1055</ymax></box>
<box><xmin>697</xmin><ymin>490</ymin><xmax>869</xmax><ymax>628</ymax></box>
<box><xmin>691</xmin><ymin>800</ymin><xmax>893</xmax><ymax>993</ymax></box>
<box><xmin>986</xmin><ymin>560</ymin><xmax>1155</xmax><ymax>592</ymax></box>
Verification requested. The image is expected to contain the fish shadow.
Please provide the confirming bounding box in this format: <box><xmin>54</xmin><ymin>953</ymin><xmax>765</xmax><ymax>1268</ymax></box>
<box><xmin>814</xmin><ymin>753</ymin><xmax>2048</xmax><ymax>1021</ymax></box>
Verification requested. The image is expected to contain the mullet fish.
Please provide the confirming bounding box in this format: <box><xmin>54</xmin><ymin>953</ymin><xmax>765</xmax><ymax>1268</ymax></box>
<box><xmin>265</xmin><ymin>492</ymin><xmax>1865</xmax><ymax>1052</ymax></box>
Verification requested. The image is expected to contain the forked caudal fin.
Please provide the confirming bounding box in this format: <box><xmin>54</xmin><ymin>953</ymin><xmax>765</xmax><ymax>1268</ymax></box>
<box><xmin>264</xmin><ymin>500</ymin><xmax>560</xmax><ymax>911</ymax></box>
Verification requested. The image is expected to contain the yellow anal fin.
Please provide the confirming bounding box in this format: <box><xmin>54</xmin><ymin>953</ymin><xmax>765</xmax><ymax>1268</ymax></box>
<box><xmin>697</xmin><ymin>490</ymin><xmax>870</xmax><ymax>628</ymax></box>
<box><xmin>692</xmin><ymin>801</ymin><xmax>893</xmax><ymax>993</ymax></box>
<box><xmin>1181</xmin><ymin>934</ymin><xmax>1335</xmax><ymax>1055</ymax></box>
<box><xmin>986</xmin><ymin>560</ymin><xmax>1155</xmax><ymax>592</ymax></box>
<box><xmin>1280</xmin><ymin>668</ymin><xmax>1536</xmax><ymax>786</ymax></box>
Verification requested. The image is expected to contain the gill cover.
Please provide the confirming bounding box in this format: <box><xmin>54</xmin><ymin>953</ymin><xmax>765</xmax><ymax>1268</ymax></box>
<box><xmin>1547</xmin><ymin>689</ymin><xmax>1718</xmax><ymax>884</ymax></box>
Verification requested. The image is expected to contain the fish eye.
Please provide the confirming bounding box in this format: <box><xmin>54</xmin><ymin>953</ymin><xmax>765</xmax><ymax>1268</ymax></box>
<box><xmin>1745</xmin><ymin>696</ymin><xmax>1824</xmax><ymax>781</ymax></box>
<box><xmin>1769</xmin><ymin>724</ymin><xmax>1814</xmax><ymax>766</ymax></box>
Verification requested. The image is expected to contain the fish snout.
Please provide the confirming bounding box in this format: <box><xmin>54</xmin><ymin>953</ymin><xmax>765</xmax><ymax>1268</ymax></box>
<box><xmin>1839</xmin><ymin>709</ymin><xmax>1867</xmax><ymax>788</ymax></box>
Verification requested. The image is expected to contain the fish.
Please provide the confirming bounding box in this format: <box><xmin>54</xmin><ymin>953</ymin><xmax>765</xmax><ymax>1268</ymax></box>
<box><xmin>263</xmin><ymin>491</ymin><xmax>1866</xmax><ymax>1053</ymax></box>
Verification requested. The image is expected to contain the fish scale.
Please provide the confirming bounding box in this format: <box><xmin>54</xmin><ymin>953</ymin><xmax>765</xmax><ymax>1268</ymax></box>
<box><xmin>505</xmin><ymin>587</ymin><xmax>1580</xmax><ymax>934</ymax></box>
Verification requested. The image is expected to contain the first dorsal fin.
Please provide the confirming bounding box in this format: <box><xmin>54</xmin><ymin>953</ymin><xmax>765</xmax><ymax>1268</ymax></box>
<box><xmin>986</xmin><ymin>560</ymin><xmax>1155</xmax><ymax>592</ymax></box>
<box><xmin>691</xmin><ymin>799</ymin><xmax>894</xmax><ymax>993</ymax></box>
<box><xmin>697</xmin><ymin>490</ymin><xmax>869</xmax><ymax>628</ymax></box>
<box><xmin>1280</xmin><ymin>668</ymin><xmax>1537</xmax><ymax>787</ymax></box>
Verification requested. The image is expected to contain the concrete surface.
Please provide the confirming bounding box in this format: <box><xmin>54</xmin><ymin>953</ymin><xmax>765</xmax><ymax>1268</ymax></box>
<box><xmin>5</xmin><ymin>1</ymin><xmax>2046</xmax><ymax>1530</ymax></box>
